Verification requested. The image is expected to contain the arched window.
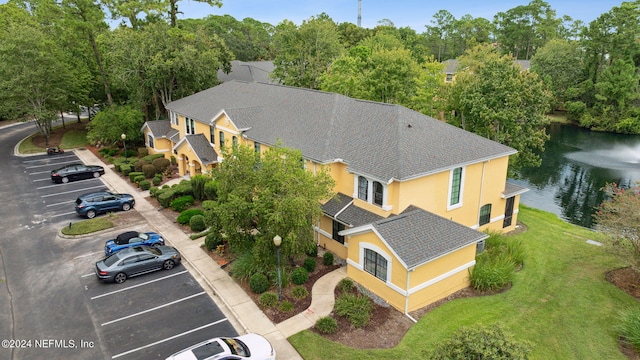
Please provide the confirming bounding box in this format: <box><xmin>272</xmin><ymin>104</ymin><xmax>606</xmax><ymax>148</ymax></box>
<box><xmin>479</xmin><ymin>204</ymin><xmax>492</xmax><ymax>226</ymax></box>
<box><xmin>357</xmin><ymin>176</ymin><xmax>368</xmax><ymax>201</ymax></box>
<box><xmin>364</xmin><ymin>248</ymin><xmax>387</xmax><ymax>282</ymax></box>
<box><xmin>373</xmin><ymin>181</ymin><xmax>383</xmax><ymax>206</ymax></box>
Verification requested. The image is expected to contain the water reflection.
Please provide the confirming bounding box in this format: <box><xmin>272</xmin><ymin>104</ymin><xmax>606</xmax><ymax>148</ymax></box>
<box><xmin>512</xmin><ymin>123</ymin><xmax>640</xmax><ymax>228</ymax></box>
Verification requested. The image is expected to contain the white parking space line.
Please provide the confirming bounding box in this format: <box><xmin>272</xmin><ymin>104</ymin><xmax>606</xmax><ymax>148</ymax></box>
<box><xmin>25</xmin><ymin>159</ymin><xmax>80</xmax><ymax>169</ymax></box>
<box><xmin>102</xmin><ymin>292</ymin><xmax>206</xmax><ymax>326</ymax></box>
<box><xmin>111</xmin><ymin>319</ymin><xmax>229</xmax><ymax>359</ymax></box>
<box><xmin>91</xmin><ymin>270</ymin><xmax>188</xmax><ymax>300</ymax></box>
<box><xmin>22</xmin><ymin>156</ymin><xmax>76</xmax><ymax>164</ymax></box>
<box><xmin>75</xmin><ymin>251</ymin><xmax>105</xmax><ymax>260</ymax></box>
<box><xmin>29</xmin><ymin>170</ymin><xmax>55</xmax><ymax>175</ymax></box>
<box><xmin>46</xmin><ymin>200</ymin><xmax>75</xmax><ymax>207</ymax></box>
<box><xmin>40</xmin><ymin>185</ymin><xmax>105</xmax><ymax>195</ymax></box>
<box><xmin>51</xmin><ymin>211</ymin><xmax>78</xmax><ymax>218</ymax></box>
<box><xmin>82</xmin><ymin>273</ymin><xmax>95</xmax><ymax>278</ymax></box>
<box><xmin>33</xmin><ymin>178</ymin><xmax>53</xmax><ymax>182</ymax></box>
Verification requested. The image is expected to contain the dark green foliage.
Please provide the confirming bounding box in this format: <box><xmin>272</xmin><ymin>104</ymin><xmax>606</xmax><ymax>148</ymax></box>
<box><xmin>306</xmin><ymin>245</ymin><xmax>318</xmax><ymax>258</ymax></box>
<box><xmin>202</xmin><ymin>200</ymin><xmax>217</xmax><ymax>211</ymax></box>
<box><xmin>291</xmin><ymin>267</ymin><xmax>309</xmax><ymax>285</ymax></box>
<box><xmin>337</xmin><ymin>278</ymin><xmax>354</xmax><ymax>293</ymax></box>
<box><xmin>315</xmin><ymin>316</ymin><xmax>338</xmax><ymax>334</ymax></box>
<box><xmin>323</xmin><ymin>252</ymin><xmax>334</xmax><ymax>266</ymax></box>
<box><xmin>141</xmin><ymin>153</ymin><xmax>165</xmax><ymax>162</ymax></box>
<box><xmin>128</xmin><ymin>171</ymin><xmax>144</xmax><ymax>183</ymax></box>
<box><xmin>303</xmin><ymin>257</ymin><xmax>316</xmax><ymax>273</ymax></box>
<box><xmin>137</xmin><ymin>148</ymin><xmax>149</xmax><ymax>157</ymax></box>
<box><xmin>157</xmin><ymin>188</ymin><xmax>176</xmax><ymax>208</ymax></box>
<box><xmin>139</xmin><ymin>180</ymin><xmax>151</xmax><ymax>190</ymax></box>
<box><xmin>428</xmin><ymin>324</ymin><xmax>532</xmax><ymax>360</ymax></box>
<box><xmin>278</xmin><ymin>301</ymin><xmax>294</xmax><ymax>313</ymax></box>
<box><xmin>191</xmin><ymin>174</ymin><xmax>208</xmax><ymax>201</ymax></box>
<box><xmin>335</xmin><ymin>293</ymin><xmax>373</xmax><ymax>328</ymax></box>
<box><xmin>203</xmin><ymin>179</ymin><xmax>218</xmax><ymax>200</ymax></box>
<box><xmin>470</xmin><ymin>232</ymin><xmax>523</xmax><ymax>292</ymax></box>
<box><xmin>231</xmin><ymin>251</ymin><xmax>263</xmax><ymax>282</ymax></box>
<box><xmin>149</xmin><ymin>186</ymin><xmax>159</xmax><ymax>197</ymax></box>
<box><xmin>249</xmin><ymin>273</ymin><xmax>270</xmax><ymax>294</ymax></box>
<box><xmin>267</xmin><ymin>267</ymin><xmax>290</xmax><ymax>288</ymax></box>
<box><xmin>133</xmin><ymin>160</ymin><xmax>147</xmax><ymax>172</ymax></box>
<box><xmin>152</xmin><ymin>175</ymin><xmax>162</xmax><ymax>186</ymax></box>
<box><xmin>617</xmin><ymin>308</ymin><xmax>640</xmax><ymax>352</ymax></box>
<box><xmin>189</xmin><ymin>214</ymin><xmax>206</xmax><ymax>232</ymax></box>
<box><xmin>177</xmin><ymin>208</ymin><xmax>205</xmax><ymax>225</ymax></box>
<box><xmin>170</xmin><ymin>195</ymin><xmax>194</xmax><ymax>212</ymax></box>
<box><xmin>98</xmin><ymin>148</ymin><xmax>112</xmax><ymax>156</ymax></box>
<box><xmin>259</xmin><ymin>292</ymin><xmax>278</xmax><ymax>308</ymax></box>
<box><xmin>204</xmin><ymin>232</ymin><xmax>224</xmax><ymax>251</ymax></box>
<box><xmin>121</xmin><ymin>164</ymin><xmax>132</xmax><ymax>176</ymax></box>
<box><xmin>171</xmin><ymin>181</ymin><xmax>193</xmax><ymax>197</ymax></box>
<box><xmin>122</xmin><ymin>149</ymin><xmax>137</xmax><ymax>158</ymax></box>
<box><xmin>291</xmin><ymin>285</ymin><xmax>309</xmax><ymax>300</ymax></box>
<box><xmin>152</xmin><ymin>157</ymin><xmax>171</xmax><ymax>172</ymax></box>
<box><xmin>170</xmin><ymin>155</ymin><xmax>177</xmax><ymax>165</ymax></box>
<box><xmin>134</xmin><ymin>175</ymin><xmax>145</xmax><ymax>184</ymax></box>
<box><xmin>142</xmin><ymin>164</ymin><xmax>157</xmax><ymax>178</ymax></box>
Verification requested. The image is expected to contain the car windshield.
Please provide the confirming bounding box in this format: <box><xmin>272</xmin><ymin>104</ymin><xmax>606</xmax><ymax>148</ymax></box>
<box><xmin>222</xmin><ymin>338</ymin><xmax>249</xmax><ymax>357</ymax></box>
<box><xmin>191</xmin><ymin>340</ymin><xmax>224</xmax><ymax>360</ymax></box>
<box><xmin>147</xmin><ymin>247</ymin><xmax>161</xmax><ymax>256</ymax></box>
<box><xmin>139</xmin><ymin>233</ymin><xmax>149</xmax><ymax>240</ymax></box>
<box><xmin>103</xmin><ymin>252</ymin><xmax>122</xmax><ymax>267</ymax></box>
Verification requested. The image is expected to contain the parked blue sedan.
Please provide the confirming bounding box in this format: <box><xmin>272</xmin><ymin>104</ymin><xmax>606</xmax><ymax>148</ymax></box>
<box><xmin>104</xmin><ymin>231</ymin><xmax>165</xmax><ymax>256</ymax></box>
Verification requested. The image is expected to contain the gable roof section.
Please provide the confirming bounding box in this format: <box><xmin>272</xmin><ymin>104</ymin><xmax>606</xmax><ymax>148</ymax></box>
<box><xmin>344</xmin><ymin>207</ymin><xmax>487</xmax><ymax>269</ymax></box>
<box><xmin>142</xmin><ymin>120</ymin><xmax>177</xmax><ymax>138</ymax></box>
<box><xmin>503</xmin><ymin>182</ymin><xmax>529</xmax><ymax>198</ymax></box>
<box><xmin>166</xmin><ymin>80</ymin><xmax>515</xmax><ymax>182</ymax></box>
<box><xmin>174</xmin><ymin>134</ymin><xmax>218</xmax><ymax>165</ymax></box>
<box><xmin>322</xmin><ymin>193</ymin><xmax>384</xmax><ymax>227</ymax></box>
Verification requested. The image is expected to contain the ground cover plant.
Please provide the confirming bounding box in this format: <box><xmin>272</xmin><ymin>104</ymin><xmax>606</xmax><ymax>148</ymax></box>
<box><xmin>289</xmin><ymin>206</ymin><xmax>638</xmax><ymax>359</ymax></box>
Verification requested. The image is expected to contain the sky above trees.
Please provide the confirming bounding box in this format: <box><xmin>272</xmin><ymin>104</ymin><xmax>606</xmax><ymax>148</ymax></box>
<box><xmin>177</xmin><ymin>0</ymin><xmax>624</xmax><ymax>30</ymax></box>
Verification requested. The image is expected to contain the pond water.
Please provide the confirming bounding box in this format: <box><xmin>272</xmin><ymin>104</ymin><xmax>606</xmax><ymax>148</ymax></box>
<box><xmin>511</xmin><ymin>123</ymin><xmax>640</xmax><ymax>228</ymax></box>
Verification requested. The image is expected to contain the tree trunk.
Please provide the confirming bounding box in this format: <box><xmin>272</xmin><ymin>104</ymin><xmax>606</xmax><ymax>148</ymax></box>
<box><xmin>88</xmin><ymin>32</ymin><xmax>113</xmax><ymax>106</ymax></box>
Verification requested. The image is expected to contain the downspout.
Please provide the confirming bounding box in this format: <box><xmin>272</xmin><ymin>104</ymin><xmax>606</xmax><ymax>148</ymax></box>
<box><xmin>478</xmin><ymin>161</ymin><xmax>487</xmax><ymax>220</ymax></box>
<box><xmin>404</xmin><ymin>269</ymin><xmax>418</xmax><ymax>323</ymax></box>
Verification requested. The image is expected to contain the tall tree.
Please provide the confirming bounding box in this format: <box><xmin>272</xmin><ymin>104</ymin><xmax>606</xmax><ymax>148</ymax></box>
<box><xmin>271</xmin><ymin>14</ymin><xmax>344</xmax><ymax>89</ymax></box>
<box><xmin>441</xmin><ymin>44</ymin><xmax>553</xmax><ymax>175</ymax></box>
<box><xmin>167</xmin><ymin>0</ymin><xmax>221</xmax><ymax>27</ymax></box>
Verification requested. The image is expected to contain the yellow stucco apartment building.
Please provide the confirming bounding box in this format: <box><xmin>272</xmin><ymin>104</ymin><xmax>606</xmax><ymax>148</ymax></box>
<box><xmin>142</xmin><ymin>80</ymin><xmax>528</xmax><ymax>315</ymax></box>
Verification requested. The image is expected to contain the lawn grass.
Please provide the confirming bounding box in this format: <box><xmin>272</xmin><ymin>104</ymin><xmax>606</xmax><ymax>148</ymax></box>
<box><xmin>289</xmin><ymin>206</ymin><xmax>637</xmax><ymax>359</ymax></box>
<box><xmin>17</xmin><ymin>122</ymin><xmax>88</xmax><ymax>154</ymax></box>
<box><xmin>61</xmin><ymin>217</ymin><xmax>114</xmax><ymax>235</ymax></box>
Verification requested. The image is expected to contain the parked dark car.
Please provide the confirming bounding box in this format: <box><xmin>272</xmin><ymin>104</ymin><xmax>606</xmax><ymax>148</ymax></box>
<box><xmin>104</xmin><ymin>231</ymin><xmax>165</xmax><ymax>256</ymax></box>
<box><xmin>95</xmin><ymin>245</ymin><xmax>181</xmax><ymax>284</ymax></box>
<box><xmin>75</xmin><ymin>191</ymin><xmax>135</xmax><ymax>219</ymax></box>
<box><xmin>51</xmin><ymin>163</ymin><xmax>104</xmax><ymax>183</ymax></box>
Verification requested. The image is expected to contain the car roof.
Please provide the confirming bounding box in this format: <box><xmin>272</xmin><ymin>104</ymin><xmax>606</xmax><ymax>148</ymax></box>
<box><xmin>78</xmin><ymin>191</ymin><xmax>113</xmax><ymax>198</ymax></box>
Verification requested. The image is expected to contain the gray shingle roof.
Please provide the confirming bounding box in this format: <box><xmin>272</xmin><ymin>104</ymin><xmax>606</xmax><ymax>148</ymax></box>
<box><xmin>180</xmin><ymin>134</ymin><xmax>218</xmax><ymax>165</ymax></box>
<box><xmin>217</xmin><ymin>60</ymin><xmax>275</xmax><ymax>83</ymax></box>
<box><xmin>167</xmin><ymin>81</ymin><xmax>515</xmax><ymax>182</ymax></box>
<box><xmin>322</xmin><ymin>193</ymin><xmax>383</xmax><ymax>227</ymax></box>
<box><xmin>144</xmin><ymin>120</ymin><xmax>173</xmax><ymax>137</ymax></box>
<box><xmin>371</xmin><ymin>208</ymin><xmax>487</xmax><ymax>269</ymax></box>
<box><xmin>503</xmin><ymin>182</ymin><xmax>529</xmax><ymax>198</ymax></box>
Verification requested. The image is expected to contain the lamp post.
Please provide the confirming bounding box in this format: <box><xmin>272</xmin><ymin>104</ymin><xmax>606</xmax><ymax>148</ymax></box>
<box><xmin>273</xmin><ymin>235</ymin><xmax>283</xmax><ymax>301</ymax></box>
<box><xmin>121</xmin><ymin>133</ymin><xmax>127</xmax><ymax>162</ymax></box>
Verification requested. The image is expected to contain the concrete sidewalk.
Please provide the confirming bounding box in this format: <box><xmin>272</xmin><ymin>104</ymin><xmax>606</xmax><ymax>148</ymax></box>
<box><xmin>73</xmin><ymin>148</ymin><xmax>347</xmax><ymax>359</ymax></box>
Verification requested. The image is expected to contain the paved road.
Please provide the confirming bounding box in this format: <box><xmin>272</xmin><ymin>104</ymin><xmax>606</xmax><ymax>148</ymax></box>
<box><xmin>0</xmin><ymin>122</ymin><xmax>236</xmax><ymax>360</ymax></box>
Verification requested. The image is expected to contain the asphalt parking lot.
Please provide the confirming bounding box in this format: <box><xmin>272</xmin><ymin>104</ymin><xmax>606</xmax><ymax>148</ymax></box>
<box><xmin>3</xmin><ymin>148</ymin><xmax>238</xmax><ymax>359</ymax></box>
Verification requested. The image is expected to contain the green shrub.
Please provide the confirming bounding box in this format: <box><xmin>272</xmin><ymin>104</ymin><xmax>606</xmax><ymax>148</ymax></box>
<box><xmin>142</xmin><ymin>164</ymin><xmax>157</xmax><ymax>178</ymax></box>
<box><xmin>137</xmin><ymin>147</ymin><xmax>149</xmax><ymax>157</ymax></box>
<box><xmin>149</xmin><ymin>186</ymin><xmax>159</xmax><ymax>197</ymax></box>
<box><xmin>617</xmin><ymin>308</ymin><xmax>640</xmax><ymax>352</ymax></box>
<box><xmin>172</xmin><ymin>181</ymin><xmax>193</xmax><ymax>197</ymax></box>
<box><xmin>470</xmin><ymin>251</ymin><xmax>515</xmax><ymax>292</ymax></box>
<box><xmin>303</xmin><ymin>257</ymin><xmax>316</xmax><ymax>273</ymax></box>
<box><xmin>139</xmin><ymin>180</ymin><xmax>151</xmax><ymax>190</ymax></box>
<box><xmin>204</xmin><ymin>232</ymin><xmax>224</xmax><ymax>251</ymax></box>
<box><xmin>259</xmin><ymin>292</ymin><xmax>278</xmax><ymax>308</ymax></box>
<box><xmin>337</xmin><ymin>278</ymin><xmax>354</xmax><ymax>293</ymax></box>
<box><xmin>306</xmin><ymin>245</ymin><xmax>318</xmax><ymax>258</ymax></box>
<box><xmin>142</xmin><ymin>153</ymin><xmax>165</xmax><ymax>163</ymax></box>
<box><xmin>134</xmin><ymin>175</ymin><xmax>145</xmax><ymax>184</ymax></box>
<box><xmin>315</xmin><ymin>316</ymin><xmax>338</xmax><ymax>334</ymax></box>
<box><xmin>291</xmin><ymin>286</ymin><xmax>309</xmax><ymax>300</ymax></box>
<box><xmin>267</xmin><ymin>267</ymin><xmax>291</xmax><ymax>289</ymax></box>
<box><xmin>202</xmin><ymin>200</ymin><xmax>217</xmax><ymax>211</ymax></box>
<box><xmin>191</xmin><ymin>175</ymin><xmax>208</xmax><ymax>201</ymax></box>
<box><xmin>249</xmin><ymin>273</ymin><xmax>270</xmax><ymax>294</ymax></box>
<box><xmin>291</xmin><ymin>267</ymin><xmax>309</xmax><ymax>285</ymax></box>
<box><xmin>177</xmin><ymin>208</ymin><xmax>205</xmax><ymax>225</ymax></box>
<box><xmin>157</xmin><ymin>188</ymin><xmax>175</xmax><ymax>208</ymax></box>
<box><xmin>189</xmin><ymin>214</ymin><xmax>206</xmax><ymax>232</ymax></box>
<box><xmin>335</xmin><ymin>293</ymin><xmax>373</xmax><ymax>328</ymax></box>
<box><xmin>129</xmin><ymin>171</ymin><xmax>144</xmax><ymax>183</ymax></box>
<box><xmin>121</xmin><ymin>164</ymin><xmax>132</xmax><ymax>177</ymax></box>
<box><xmin>279</xmin><ymin>301</ymin><xmax>294</xmax><ymax>313</ymax></box>
<box><xmin>204</xmin><ymin>180</ymin><xmax>218</xmax><ymax>200</ymax></box>
<box><xmin>108</xmin><ymin>148</ymin><xmax>119</xmax><ymax>156</ymax></box>
<box><xmin>323</xmin><ymin>252</ymin><xmax>334</xmax><ymax>266</ymax></box>
<box><xmin>170</xmin><ymin>155</ymin><xmax>177</xmax><ymax>165</ymax></box>
<box><xmin>152</xmin><ymin>176</ymin><xmax>162</xmax><ymax>186</ymax></box>
<box><xmin>170</xmin><ymin>195</ymin><xmax>194</xmax><ymax>212</ymax></box>
<box><xmin>122</xmin><ymin>149</ymin><xmax>137</xmax><ymax>158</ymax></box>
<box><xmin>428</xmin><ymin>324</ymin><xmax>532</xmax><ymax>360</ymax></box>
<box><xmin>98</xmin><ymin>148</ymin><xmax>111</xmax><ymax>156</ymax></box>
<box><xmin>133</xmin><ymin>159</ymin><xmax>147</xmax><ymax>172</ymax></box>
<box><xmin>151</xmin><ymin>157</ymin><xmax>171</xmax><ymax>172</ymax></box>
<box><xmin>231</xmin><ymin>252</ymin><xmax>262</xmax><ymax>282</ymax></box>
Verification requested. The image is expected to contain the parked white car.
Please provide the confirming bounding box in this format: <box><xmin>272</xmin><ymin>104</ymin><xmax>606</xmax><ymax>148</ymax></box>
<box><xmin>166</xmin><ymin>334</ymin><xmax>276</xmax><ymax>360</ymax></box>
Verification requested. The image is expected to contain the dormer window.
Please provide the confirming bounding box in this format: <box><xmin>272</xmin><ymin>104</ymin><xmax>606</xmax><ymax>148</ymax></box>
<box><xmin>355</xmin><ymin>175</ymin><xmax>389</xmax><ymax>210</ymax></box>
<box><xmin>185</xmin><ymin>117</ymin><xmax>195</xmax><ymax>135</ymax></box>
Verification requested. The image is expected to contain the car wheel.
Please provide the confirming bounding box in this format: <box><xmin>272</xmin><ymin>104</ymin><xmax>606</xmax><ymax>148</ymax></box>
<box><xmin>86</xmin><ymin>210</ymin><xmax>96</xmax><ymax>219</ymax></box>
<box><xmin>61</xmin><ymin>177</ymin><xmax>69</xmax><ymax>183</ymax></box>
<box><xmin>152</xmin><ymin>243</ymin><xmax>160</xmax><ymax>247</ymax></box>
<box><xmin>163</xmin><ymin>260</ymin><xmax>175</xmax><ymax>270</ymax></box>
<box><xmin>114</xmin><ymin>273</ymin><xmax>127</xmax><ymax>284</ymax></box>
<box><xmin>121</xmin><ymin>203</ymin><xmax>131</xmax><ymax>211</ymax></box>
<box><xmin>93</xmin><ymin>172</ymin><xmax>100</xmax><ymax>178</ymax></box>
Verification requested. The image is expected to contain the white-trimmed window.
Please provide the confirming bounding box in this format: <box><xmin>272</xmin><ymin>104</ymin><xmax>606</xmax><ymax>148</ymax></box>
<box><xmin>357</xmin><ymin>176</ymin><xmax>368</xmax><ymax>201</ymax></box>
<box><xmin>209</xmin><ymin>126</ymin><xmax>215</xmax><ymax>144</ymax></box>
<box><xmin>147</xmin><ymin>134</ymin><xmax>154</xmax><ymax>148</ymax></box>
<box><xmin>364</xmin><ymin>248</ymin><xmax>388</xmax><ymax>282</ymax></box>
<box><xmin>185</xmin><ymin>117</ymin><xmax>195</xmax><ymax>135</ymax></box>
<box><xmin>448</xmin><ymin>167</ymin><xmax>464</xmax><ymax>209</ymax></box>
<box><xmin>355</xmin><ymin>175</ymin><xmax>388</xmax><ymax>209</ymax></box>
<box><xmin>219</xmin><ymin>131</ymin><xmax>225</xmax><ymax>148</ymax></box>
<box><xmin>479</xmin><ymin>204</ymin><xmax>492</xmax><ymax>226</ymax></box>
<box><xmin>170</xmin><ymin>111</ymin><xmax>178</xmax><ymax>125</ymax></box>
